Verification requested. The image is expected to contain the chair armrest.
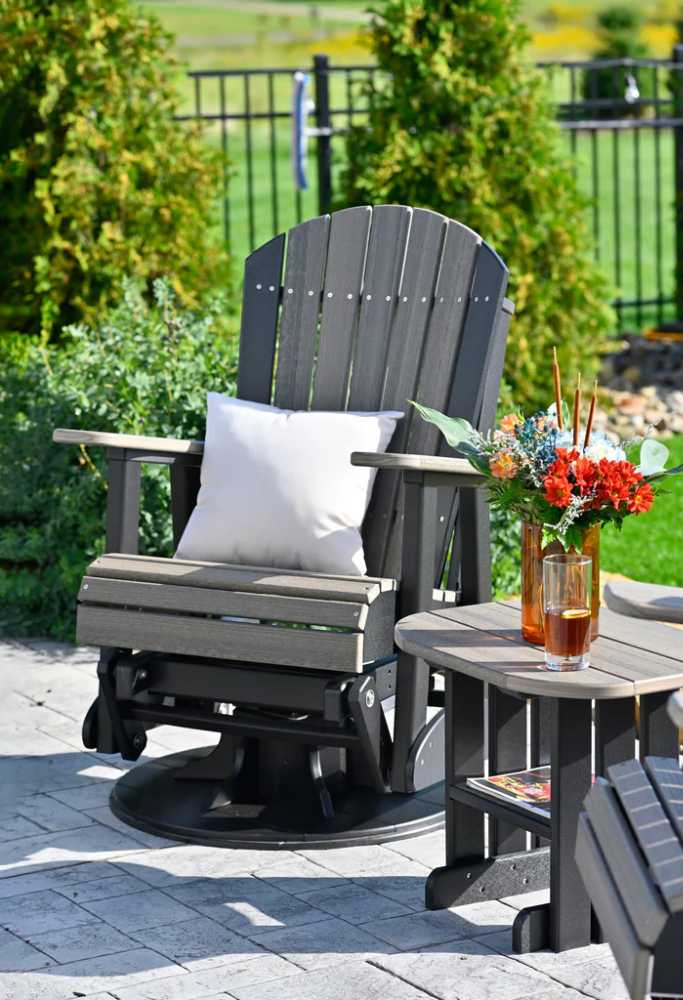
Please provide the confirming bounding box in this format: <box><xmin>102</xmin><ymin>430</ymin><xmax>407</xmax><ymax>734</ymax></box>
<box><xmin>53</xmin><ymin>428</ymin><xmax>204</xmax><ymax>459</ymax></box>
<box><xmin>351</xmin><ymin>452</ymin><xmax>486</xmax><ymax>487</ymax></box>
<box><xmin>356</xmin><ymin>452</ymin><xmax>491</xmax><ymax>612</ymax></box>
<box><xmin>54</xmin><ymin>428</ymin><xmax>205</xmax><ymax>553</ymax></box>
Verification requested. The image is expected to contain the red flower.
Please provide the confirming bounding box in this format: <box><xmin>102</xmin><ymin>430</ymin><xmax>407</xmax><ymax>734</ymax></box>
<box><xmin>595</xmin><ymin>459</ymin><xmax>642</xmax><ymax>510</ymax></box>
<box><xmin>572</xmin><ymin>457</ymin><xmax>598</xmax><ymax>495</ymax></box>
<box><xmin>627</xmin><ymin>482</ymin><xmax>654</xmax><ymax>514</ymax></box>
<box><xmin>544</xmin><ymin>472</ymin><xmax>573</xmax><ymax>508</ymax></box>
<box><xmin>554</xmin><ymin>448</ymin><xmax>580</xmax><ymax>467</ymax></box>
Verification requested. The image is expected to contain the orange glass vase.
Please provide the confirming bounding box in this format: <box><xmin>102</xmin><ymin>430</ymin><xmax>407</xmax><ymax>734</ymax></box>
<box><xmin>521</xmin><ymin>522</ymin><xmax>600</xmax><ymax>645</ymax></box>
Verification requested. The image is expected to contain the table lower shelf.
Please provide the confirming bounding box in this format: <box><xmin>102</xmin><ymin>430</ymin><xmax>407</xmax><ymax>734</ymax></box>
<box><xmin>450</xmin><ymin>783</ymin><xmax>551</xmax><ymax>839</ymax></box>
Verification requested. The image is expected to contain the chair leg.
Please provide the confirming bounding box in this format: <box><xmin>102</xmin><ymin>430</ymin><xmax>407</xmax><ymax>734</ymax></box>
<box><xmin>93</xmin><ymin>648</ymin><xmax>146</xmax><ymax>760</ymax></box>
<box><xmin>391</xmin><ymin>651</ymin><xmax>432</xmax><ymax>792</ymax></box>
<box><xmin>392</xmin><ymin>473</ymin><xmax>438</xmax><ymax>793</ymax></box>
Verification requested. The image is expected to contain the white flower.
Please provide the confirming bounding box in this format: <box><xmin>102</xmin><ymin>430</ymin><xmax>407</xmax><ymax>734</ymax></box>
<box><xmin>555</xmin><ymin>430</ymin><xmax>626</xmax><ymax>463</ymax></box>
<box><xmin>555</xmin><ymin>430</ymin><xmax>575</xmax><ymax>451</ymax></box>
<box><xmin>584</xmin><ymin>433</ymin><xmax>626</xmax><ymax>463</ymax></box>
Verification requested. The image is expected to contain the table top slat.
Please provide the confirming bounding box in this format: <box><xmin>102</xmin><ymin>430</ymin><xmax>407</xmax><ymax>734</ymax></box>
<box><xmin>430</xmin><ymin>602</ymin><xmax>683</xmax><ymax>689</ymax></box>
<box><xmin>500</xmin><ymin>600</ymin><xmax>683</xmax><ymax>662</ymax></box>
<box><xmin>395</xmin><ymin>601</ymin><xmax>683</xmax><ymax>700</ymax></box>
<box><xmin>395</xmin><ymin>616</ymin><xmax>632</xmax><ymax>699</ymax></box>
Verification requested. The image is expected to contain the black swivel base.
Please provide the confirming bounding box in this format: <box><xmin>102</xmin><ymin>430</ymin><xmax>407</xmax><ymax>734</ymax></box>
<box><xmin>110</xmin><ymin>745</ymin><xmax>445</xmax><ymax>849</ymax></box>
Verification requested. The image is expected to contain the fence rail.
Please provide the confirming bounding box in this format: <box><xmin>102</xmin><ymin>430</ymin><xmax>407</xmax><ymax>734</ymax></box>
<box><xmin>177</xmin><ymin>51</ymin><xmax>683</xmax><ymax>332</ymax></box>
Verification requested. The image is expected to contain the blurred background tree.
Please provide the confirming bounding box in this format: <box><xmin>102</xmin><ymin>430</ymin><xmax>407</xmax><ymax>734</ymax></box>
<box><xmin>581</xmin><ymin>6</ymin><xmax>653</xmax><ymax>116</ymax></box>
<box><xmin>0</xmin><ymin>0</ymin><xmax>230</xmax><ymax>340</ymax></box>
<box><xmin>342</xmin><ymin>0</ymin><xmax>615</xmax><ymax>412</ymax></box>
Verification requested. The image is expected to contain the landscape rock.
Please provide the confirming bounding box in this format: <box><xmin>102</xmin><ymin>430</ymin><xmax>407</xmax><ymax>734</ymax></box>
<box><xmin>595</xmin><ymin>331</ymin><xmax>683</xmax><ymax>440</ymax></box>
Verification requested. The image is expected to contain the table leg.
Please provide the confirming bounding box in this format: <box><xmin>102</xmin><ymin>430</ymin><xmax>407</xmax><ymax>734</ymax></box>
<box><xmin>429</xmin><ymin>675</ymin><xmax>549</xmax><ymax>911</ymax></box>
<box><xmin>489</xmin><ymin>688</ymin><xmax>527</xmax><ymax>855</ymax></box>
<box><xmin>550</xmin><ymin>697</ymin><xmax>593</xmax><ymax>951</ymax></box>
<box><xmin>639</xmin><ymin>690</ymin><xmax>679</xmax><ymax>759</ymax></box>
<box><xmin>427</xmin><ymin>671</ymin><xmax>485</xmax><ymax>908</ymax></box>
<box><xmin>595</xmin><ymin>698</ymin><xmax>636</xmax><ymax>776</ymax></box>
<box><xmin>530</xmin><ymin>696</ymin><xmax>552</xmax><ymax>849</ymax></box>
<box><xmin>445</xmin><ymin>671</ymin><xmax>485</xmax><ymax>866</ymax></box>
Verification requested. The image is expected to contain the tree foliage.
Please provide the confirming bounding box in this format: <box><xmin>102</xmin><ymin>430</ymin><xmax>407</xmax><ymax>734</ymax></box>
<box><xmin>342</xmin><ymin>0</ymin><xmax>614</xmax><ymax>411</ymax></box>
<box><xmin>582</xmin><ymin>6</ymin><xmax>652</xmax><ymax>115</ymax></box>
<box><xmin>0</xmin><ymin>0</ymin><xmax>229</xmax><ymax>338</ymax></box>
<box><xmin>0</xmin><ymin>282</ymin><xmax>237</xmax><ymax>639</ymax></box>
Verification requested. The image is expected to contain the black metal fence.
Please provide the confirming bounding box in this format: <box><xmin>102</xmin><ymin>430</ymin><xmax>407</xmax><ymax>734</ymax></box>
<box><xmin>176</xmin><ymin>51</ymin><xmax>683</xmax><ymax>332</ymax></box>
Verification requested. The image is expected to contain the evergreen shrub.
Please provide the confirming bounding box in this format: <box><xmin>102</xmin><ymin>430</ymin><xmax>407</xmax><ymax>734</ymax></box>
<box><xmin>0</xmin><ymin>282</ymin><xmax>237</xmax><ymax>639</ymax></box>
<box><xmin>342</xmin><ymin>0</ymin><xmax>615</xmax><ymax>412</ymax></box>
<box><xmin>581</xmin><ymin>7</ymin><xmax>653</xmax><ymax>117</ymax></box>
<box><xmin>0</xmin><ymin>0</ymin><xmax>229</xmax><ymax>339</ymax></box>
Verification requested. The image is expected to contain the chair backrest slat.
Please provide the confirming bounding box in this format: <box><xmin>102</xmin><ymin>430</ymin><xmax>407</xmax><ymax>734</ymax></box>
<box><xmin>237</xmin><ymin>205</ymin><xmax>510</xmax><ymax>584</ymax></box>
<box><xmin>378</xmin><ymin>221</ymin><xmax>488</xmax><ymax>582</ymax></box>
<box><xmin>274</xmin><ymin>215</ymin><xmax>330</xmax><ymax>409</ymax></box>
<box><xmin>406</xmin><ymin>219</ymin><xmax>481</xmax><ymax>458</ymax></box>
<box><xmin>312</xmin><ymin>206</ymin><xmax>372</xmax><ymax>410</ymax></box>
<box><xmin>347</xmin><ymin>205</ymin><xmax>413</xmax><ymax>411</ymax></box>
<box><xmin>237</xmin><ymin>234</ymin><xmax>286</xmax><ymax>403</ymax></box>
<box><xmin>362</xmin><ymin>209</ymin><xmax>449</xmax><ymax>575</ymax></box>
<box><xmin>444</xmin><ymin>243</ymin><xmax>508</xmax><ymax>434</ymax></box>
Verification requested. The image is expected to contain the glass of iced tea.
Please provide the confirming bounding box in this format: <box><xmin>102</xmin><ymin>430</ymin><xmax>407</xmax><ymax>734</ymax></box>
<box><xmin>542</xmin><ymin>553</ymin><xmax>592</xmax><ymax>671</ymax></box>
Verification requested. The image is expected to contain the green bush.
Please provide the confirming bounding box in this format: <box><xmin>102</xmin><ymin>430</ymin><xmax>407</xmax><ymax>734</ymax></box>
<box><xmin>0</xmin><ymin>0</ymin><xmax>229</xmax><ymax>339</ymax></box>
<box><xmin>342</xmin><ymin>0</ymin><xmax>615</xmax><ymax>412</ymax></box>
<box><xmin>580</xmin><ymin>7</ymin><xmax>653</xmax><ymax>118</ymax></box>
<box><xmin>0</xmin><ymin>281</ymin><xmax>237</xmax><ymax>639</ymax></box>
<box><xmin>490</xmin><ymin>507</ymin><xmax>521</xmax><ymax>597</ymax></box>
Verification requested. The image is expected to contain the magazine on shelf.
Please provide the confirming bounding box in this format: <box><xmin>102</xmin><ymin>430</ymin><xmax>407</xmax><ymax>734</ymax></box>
<box><xmin>466</xmin><ymin>766</ymin><xmax>551</xmax><ymax>818</ymax></box>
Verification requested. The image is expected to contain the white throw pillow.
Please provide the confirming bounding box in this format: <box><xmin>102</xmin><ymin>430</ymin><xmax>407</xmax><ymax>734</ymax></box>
<box><xmin>175</xmin><ymin>393</ymin><xmax>403</xmax><ymax>575</ymax></box>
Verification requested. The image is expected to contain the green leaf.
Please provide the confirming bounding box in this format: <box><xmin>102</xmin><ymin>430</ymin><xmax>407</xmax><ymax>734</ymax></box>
<box><xmin>409</xmin><ymin>400</ymin><xmax>475</xmax><ymax>449</ymax></box>
<box><xmin>645</xmin><ymin>461</ymin><xmax>683</xmax><ymax>482</ymax></box>
<box><xmin>564</xmin><ymin>524</ymin><xmax>585</xmax><ymax>553</ymax></box>
<box><xmin>547</xmin><ymin>399</ymin><xmax>571</xmax><ymax>428</ymax></box>
<box><xmin>638</xmin><ymin>438</ymin><xmax>669</xmax><ymax>476</ymax></box>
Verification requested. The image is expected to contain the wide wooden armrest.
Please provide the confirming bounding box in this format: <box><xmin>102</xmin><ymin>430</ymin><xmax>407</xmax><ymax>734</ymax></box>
<box><xmin>351</xmin><ymin>452</ymin><xmax>486</xmax><ymax>486</ymax></box>
<box><xmin>53</xmin><ymin>428</ymin><xmax>205</xmax><ymax>457</ymax></box>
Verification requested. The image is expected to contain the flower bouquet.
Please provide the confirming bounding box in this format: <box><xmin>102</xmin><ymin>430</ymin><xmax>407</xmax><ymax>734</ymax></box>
<box><xmin>411</xmin><ymin>352</ymin><xmax>683</xmax><ymax>642</ymax></box>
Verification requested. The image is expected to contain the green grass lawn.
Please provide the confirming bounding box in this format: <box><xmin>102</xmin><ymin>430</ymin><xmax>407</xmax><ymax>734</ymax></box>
<box><xmin>601</xmin><ymin>435</ymin><xmax>683</xmax><ymax>586</ymax></box>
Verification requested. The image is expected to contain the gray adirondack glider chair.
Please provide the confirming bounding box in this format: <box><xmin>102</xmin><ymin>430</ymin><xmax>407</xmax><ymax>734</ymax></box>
<box><xmin>576</xmin><ymin>693</ymin><xmax>683</xmax><ymax>1000</ymax></box>
<box><xmin>54</xmin><ymin>205</ymin><xmax>513</xmax><ymax>848</ymax></box>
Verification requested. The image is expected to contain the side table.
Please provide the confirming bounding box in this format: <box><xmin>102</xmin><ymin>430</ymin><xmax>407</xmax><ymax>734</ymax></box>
<box><xmin>395</xmin><ymin>600</ymin><xmax>683</xmax><ymax>954</ymax></box>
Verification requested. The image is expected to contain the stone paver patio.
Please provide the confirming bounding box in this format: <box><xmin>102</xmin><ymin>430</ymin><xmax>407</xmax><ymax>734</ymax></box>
<box><xmin>0</xmin><ymin>640</ymin><xmax>627</xmax><ymax>1000</ymax></box>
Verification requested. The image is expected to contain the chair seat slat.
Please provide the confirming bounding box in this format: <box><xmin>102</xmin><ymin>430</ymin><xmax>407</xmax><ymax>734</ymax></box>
<box><xmin>79</xmin><ymin>576</ymin><xmax>370</xmax><ymax>630</ymax></box>
<box><xmin>77</xmin><ymin>605</ymin><xmax>369</xmax><ymax>672</ymax></box>
<box><xmin>88</xmin><ymin>554</ymin><xmax>396</xmax><ymax>603</ymax></box>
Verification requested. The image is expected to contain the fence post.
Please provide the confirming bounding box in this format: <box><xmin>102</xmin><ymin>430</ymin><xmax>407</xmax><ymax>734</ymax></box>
<box><xmin>313</xmin><ymin>53</ymin><xmax>332</xmax><ymax>216</ymax></box>
<box><xmin>673</xmin><ymin>45</ymin><xmax>683</xmax><ymax>318</ymax></box>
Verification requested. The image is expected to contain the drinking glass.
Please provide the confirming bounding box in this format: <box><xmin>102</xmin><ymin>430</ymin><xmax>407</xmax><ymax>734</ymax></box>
<box><xmin>542</xmin><ymin>553</ymin><xmax>592</xmax><ymax>671</ymax></box>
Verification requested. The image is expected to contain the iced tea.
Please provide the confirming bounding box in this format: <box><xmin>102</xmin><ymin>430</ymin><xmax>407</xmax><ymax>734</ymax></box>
<box><xmin>542</xmin><ymin>553</ymin><xmax>592</xmax><ymax>671</ymax></box>
<box><xmin>544</xmin><ymin>607</ymin><xmax>591</xmax><ymax>659</ymax></box>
